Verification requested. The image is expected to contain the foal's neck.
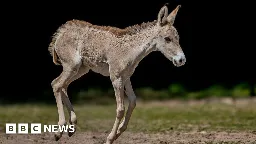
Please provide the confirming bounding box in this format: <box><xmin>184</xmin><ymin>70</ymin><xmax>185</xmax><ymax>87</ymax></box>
<box><xmin>127</xmin><ymin>25</ymin><xmax>159</xmax><ymax>64</ymax></box>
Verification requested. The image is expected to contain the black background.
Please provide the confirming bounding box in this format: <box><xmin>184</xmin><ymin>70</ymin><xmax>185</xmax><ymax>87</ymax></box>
<box><xmin>1</xmin><ymin>0</ymin><xmax>254</xmax><ymax>102</ymax></box>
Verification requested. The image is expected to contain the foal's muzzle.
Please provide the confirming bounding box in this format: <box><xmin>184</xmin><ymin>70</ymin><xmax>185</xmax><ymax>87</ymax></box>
<box><xmin>173</xmin><ymin>53</ymin><xmax>186</xmax><ymax>67</ymax></box>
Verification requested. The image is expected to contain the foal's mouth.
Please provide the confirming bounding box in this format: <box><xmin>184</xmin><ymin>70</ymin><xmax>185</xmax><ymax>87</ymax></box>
<box><xmin>172</xmin><ymin>54</ymin><xmax>186</xmax><ymax>67</ymax></box>
<box><xmin>173</xmin><ymin>59</ymin><xmax>184</xmax><ymax>67</ymax></box>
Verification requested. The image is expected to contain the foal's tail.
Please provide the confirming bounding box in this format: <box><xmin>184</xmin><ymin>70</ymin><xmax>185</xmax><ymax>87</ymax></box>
<box><xmin>52</xmin><ymin>48</ymin><xmax>60</xmax><ymax>65</ymax></box>
<box><xmin>48</xmin><ymin>23</ymin><xmax>68</xmax><ymax>66</ymax></box>
<box><xmin>48</xmin><ymin>33</ymin><xmax>61</xmax><ymax>65</ymax></box>
<box><xmin>48</xmin><ymin>41</ymin><xmax>61</xmax><ymax>65</ymax></box>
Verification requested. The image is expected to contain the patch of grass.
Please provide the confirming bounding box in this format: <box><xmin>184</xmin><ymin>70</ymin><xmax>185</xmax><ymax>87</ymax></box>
<box><xmin>136</xmin><ymin>87</ymin><xmax>169</xmax><ymax>101</ymax></box>
<box><xmin>168</xmin><ymin>83</ymin><xmax>187</xmax><ymax>97</ymax></box>
<box><xmin>231</xmin><ymin>83</ymin><xmax>250</xmax><ymax>97</ymax></box>
<box><xmin>76</xmin><ymin>88</ymin><xmax>115</xmax><ymax>105</ymax></box>
<box><xmin>187</xmin><ymin>85</ymin><xmax>231</xmax><ymax>100</ymax></box>
<box><xmin>0</xmin><ymin>101</ymin><xmax>256</xmax><ymax>133</ymax></box>
<box><xmin>72</xmin><ymin>82</ymin><xmax>254</xmax><ymax>103</ymax></box>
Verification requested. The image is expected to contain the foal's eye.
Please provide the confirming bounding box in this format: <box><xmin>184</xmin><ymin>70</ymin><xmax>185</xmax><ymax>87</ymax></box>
<box><xmin>164</xmin><ymin>37</ymin><xmax>172</xmax><ymax>43</ymax></box>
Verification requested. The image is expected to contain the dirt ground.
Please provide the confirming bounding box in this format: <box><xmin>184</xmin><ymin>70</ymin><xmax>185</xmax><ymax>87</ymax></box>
<box><xmin>1</xmin><ymin>131</ymin><xmax>256</xmax><ymax>144</ymax></box>
<box><xmin>1</xmin><ymin>97</ymin><xmax>256</xmax><ymax>143</ymax></box>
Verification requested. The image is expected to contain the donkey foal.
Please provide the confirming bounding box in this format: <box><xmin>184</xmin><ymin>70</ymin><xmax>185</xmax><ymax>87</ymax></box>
<box><xmin>49</xmin><ymin>4</ymin><xmax>186</xmax><ymax>144</ymax></box>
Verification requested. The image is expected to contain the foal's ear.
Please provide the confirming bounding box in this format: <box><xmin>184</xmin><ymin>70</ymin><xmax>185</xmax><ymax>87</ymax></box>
<box><xmin>157</xmin><ymin>5</ymin><xmax>168</xmax><ymax>26</ymax></box>
<box><xmin>167</xmin><ymin>5</ymin><xmax>181</xmax><ymax>25</ymax></box>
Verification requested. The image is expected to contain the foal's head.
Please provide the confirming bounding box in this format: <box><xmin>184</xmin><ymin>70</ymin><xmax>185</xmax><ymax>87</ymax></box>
<box><xmin>155</xmin><ymin>5</ymin><xmax>186</xmax><ymax>67</ymax></box>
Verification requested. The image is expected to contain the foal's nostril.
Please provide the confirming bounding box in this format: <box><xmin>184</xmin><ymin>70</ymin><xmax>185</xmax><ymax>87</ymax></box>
<box><xmin>179</xmin><ymin>58</ymin><xmax>183</xmax><ymax>63</ymax></box>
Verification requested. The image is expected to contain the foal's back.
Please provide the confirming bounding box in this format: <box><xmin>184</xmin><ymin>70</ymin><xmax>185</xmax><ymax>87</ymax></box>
<box><xmin>49</xmin><ymin>20</ymin><xmax>119</xmax><ymax>70</ymax></box>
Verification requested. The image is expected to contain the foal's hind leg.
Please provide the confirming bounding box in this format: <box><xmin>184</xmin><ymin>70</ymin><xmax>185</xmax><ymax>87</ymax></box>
<box><xmin>51</xmin><ymin>62</ymin><xmax>81</xmax><ymax>140</ymax></box>
<box><xmin>61</xmin><ymin>67</ymin><xmax>89</xmax><ymax>137</ymax></box>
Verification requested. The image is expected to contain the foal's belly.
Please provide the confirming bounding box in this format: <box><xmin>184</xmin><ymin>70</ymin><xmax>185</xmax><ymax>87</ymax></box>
<box><xmin>82</xmin><ymin>60</ymin><xmax>110</xmax><ymax>76</ymax></box>
<box><xmin>81</xmin><ymin>54</ymin><xmax>110</xmax><ymax>76</ymax></box>
<box><xmin>91</xmin><ymin>64</ymin><xmax>110</xmax><ymax>76</ymax></box>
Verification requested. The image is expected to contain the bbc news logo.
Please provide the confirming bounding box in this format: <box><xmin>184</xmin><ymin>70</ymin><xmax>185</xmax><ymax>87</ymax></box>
<box><xmin>5</xmin><ymin>123</ymin><xmax>75</xmax><ymax>134</ymax></box>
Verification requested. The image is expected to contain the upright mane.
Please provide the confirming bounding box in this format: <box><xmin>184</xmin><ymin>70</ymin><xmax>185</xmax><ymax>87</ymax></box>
<box><xmin>65</xmin><ymin>19</ymin><xmax>157</xmax><ymax>37</ymax></box>
<box><xmin>123</xmin><ymin>20</ymin><xmax>157</xmax><ymax>36</ymax></box>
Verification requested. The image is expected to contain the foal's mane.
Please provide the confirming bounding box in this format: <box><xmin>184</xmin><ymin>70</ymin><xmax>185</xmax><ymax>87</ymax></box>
<box><xmin>67</xmin><ymin>19</ymin><xmax>157</xmax><ymax>37</ymax></box>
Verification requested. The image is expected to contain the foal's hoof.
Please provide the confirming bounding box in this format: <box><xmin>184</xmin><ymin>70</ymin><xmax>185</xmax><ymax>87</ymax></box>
<box><xmin>54</xmin><ymin>132</ymin><xmax>63</xmax><ymax>141</ymax></box>
<box><xmin>68</xmin><ymin>121</ymin><xmax>77</xmax><ymax>137</ymax></box>
<box><xmin>68</xmin><ymin>125</ymin><xmax>76</xmax><ymax>137</ymax></box>
<box><xmin>68</xmin><ymin>131</ymin><xmax>75</xmax><ymax>137</ymax></box>
<box><xmin>54</xmin><ymin>134</ymin><xmax>61</xmax><ymax>141</ymax></box>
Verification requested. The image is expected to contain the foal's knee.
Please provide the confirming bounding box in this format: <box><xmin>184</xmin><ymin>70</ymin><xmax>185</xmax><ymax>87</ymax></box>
<box><xmin>51</xmin><ymin>79</ymin><xmax>58</xmax><ymax>89</ymax></box>
<box><xmin>51</xmin><ymin>80</ymin><xmax>63</xmax><ymax>94</ymax></box>
<box><xmin>116</xmin><ymin>107</ymin><xmax>125</xmax><ymax>119</ymax></box>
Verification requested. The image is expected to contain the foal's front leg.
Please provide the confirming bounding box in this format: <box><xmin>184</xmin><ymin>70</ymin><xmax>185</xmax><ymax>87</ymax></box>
<box><xmin>106</xmin><ymin>76</ymin><xmax>125</xmax><ymax>144</ymax></box>
<box><xmin>115</xmin><ymin>78</ymin><xmax>136</xmax><ymax>140</ymax></box>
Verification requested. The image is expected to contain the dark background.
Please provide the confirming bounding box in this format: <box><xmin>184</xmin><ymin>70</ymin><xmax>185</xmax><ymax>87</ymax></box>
<box><xmin>1</xmin><ymin>0</ymin><xmax>254</xmax><ymax>102</ymax></box>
